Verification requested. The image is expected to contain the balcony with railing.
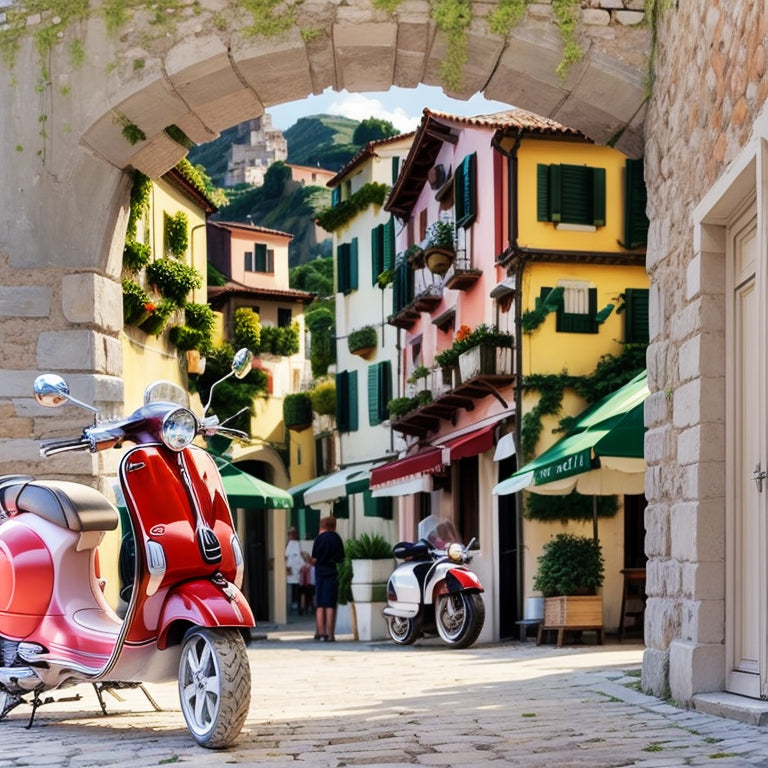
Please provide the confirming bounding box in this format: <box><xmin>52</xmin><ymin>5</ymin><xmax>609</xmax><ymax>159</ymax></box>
<box><xmin>389</xmin><ymin>338</ymin><xmax>515</xmax><ymax>438</ymax></box>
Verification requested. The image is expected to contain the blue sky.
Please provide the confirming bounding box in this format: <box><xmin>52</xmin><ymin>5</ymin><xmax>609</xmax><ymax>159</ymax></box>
<box><xmin>268</xmin><ymin>85</ymin><xmax>511</xmax><ymax>133</ymax></box>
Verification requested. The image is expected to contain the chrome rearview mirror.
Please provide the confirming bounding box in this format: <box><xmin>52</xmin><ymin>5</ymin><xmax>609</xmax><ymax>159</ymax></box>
<box><xmin>33</xmin><ymin>374</ymin><xmax>71</xmax><ymax>407</ymax></box>
<box><xmin>232</xmin><ymin>348</ymin><xmax>253</xmax><ymax>380</ymax></box>
<box><xmin>33</xmin><ymin>374</ymin><xmax>99</xmax><ymax>413</ymax></box>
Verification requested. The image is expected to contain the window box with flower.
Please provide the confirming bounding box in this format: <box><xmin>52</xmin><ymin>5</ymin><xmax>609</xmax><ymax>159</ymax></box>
<box><xmin>348</xmin><ymin>325</ymin><xmax>378</xmax><ymax>358</ymax></box>
<box><xmin>435</xmin><ymin>324</ymin><xmax>515</xmax><ymax>384</ymax></box>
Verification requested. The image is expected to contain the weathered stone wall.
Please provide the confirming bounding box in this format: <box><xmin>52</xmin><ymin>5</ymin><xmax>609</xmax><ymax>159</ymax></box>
<box><xmin>642</xmin><ymin>1</ymin><xmax>768</xmax><ymax>698</ymax></box>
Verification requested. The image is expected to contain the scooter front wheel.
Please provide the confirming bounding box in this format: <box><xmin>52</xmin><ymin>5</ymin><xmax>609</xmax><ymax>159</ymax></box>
<box><xmin>178</xmin><ymin>627</ymin><xmax>251</xmax><ymax>749</ymax></box>
<box><xmin>435</xmin><ymin>591</ymin><xmax>485</xmax><ymax>649</ymax></box>
<box><xmin>387</xmin><ymin>614</ymin><xmax>421</xmax><ymax>645</ymax></box>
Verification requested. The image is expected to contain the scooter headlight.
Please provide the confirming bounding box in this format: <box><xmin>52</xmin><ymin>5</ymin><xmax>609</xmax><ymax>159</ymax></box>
<box><xmin>447</xmin><ymin>542</ymin><xmax>464</xmax><ymax>562</ymax></box>
<box><xmin>161</xmin><ymin>408</ymin><xmax>197</xmax><ymax>451</ymax></box>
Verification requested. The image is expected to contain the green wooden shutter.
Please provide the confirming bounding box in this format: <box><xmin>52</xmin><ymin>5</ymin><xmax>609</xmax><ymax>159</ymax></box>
<box><xmin>331</xmin><ymin>186</ymin><xmax>341</xmax><ymax>206</ymax></box>
<box><xmin>561</xmin><ymin>165</ymin><xmax>591</xmax><ymax>225</ymax></box>
<box><xmin>378</xmin><ymin>360</ymin><xmax>391</xmax><ymax>422</ymax></box>
<box><xmin>624</xmin><ymin>158</ymin><xmax>649</xmax><ymax>248</ymax></box>
<box><xmin>368</xmin><ymin>364</ymin><xmax>381</xmax><ymax>426</ymax></box>
<box><xmin>391</xmin><ymin>156</ymin><xmax>400</xmax><ymax>184</ymax></box>
<box><xmin>254</xmin><ymin>242</ymin><xmax>267</xmax><ymax>272</ymax></box>
<box><xmin>336</xmin><ymin>243</ymin><xmax>347</xmax><ymax>294</ymax></box>
<box><xmin>393</xmin><ymin>258</ymin><xmax>413</xmax><ymax>313</ymax></box>
<box><xmin>350</xmin><ymin>237</ymin><xmax>359</xmax><ymax>292</ymax></box>
<box><xmin>371</xmin><ymin>225</ymin><xmax>383</xmax><ymax>286</ymax></box>
<box><xmin>455</xmin><ymin>153</ymin><xmax>477</xmax><ymax>228</ymax></box>
<box><xmin>336</xmin><ymin>370</ymin><xmax>348</xmax><ymax>432</ymax></box>
<box><xmin>383</xmin><ymin>217</ymin><xmax>395</xmax><ymax>271</ymax></box>
<box><xmin>592</xmin><ymin>167</ymin><xmax>606</xmax><ymax>226</ymax></box>
<box><xmin>537</xmin><ymin>164</ymin><xmax>550</xmax><ymax>221</ymax></box>
<box><xmin>624</xmin><ymin>288</ymin><xmax>649</xmax><ymax>343</ymax></box>
<box><xmin>347</xmin><ymin>369</ymin><xmax>358</xmax><ymax>431</ymax></box>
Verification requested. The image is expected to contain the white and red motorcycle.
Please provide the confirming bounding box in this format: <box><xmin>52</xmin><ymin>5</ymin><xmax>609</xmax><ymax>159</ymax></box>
<box><xmin>0</xmin><ymin>349</ymin><xmax>256</xmax><ymax>748</ymax></box>
<box><xmin>383</xmin><ymin>516</ymin><xmax>485</xmax><ymax>649</ymax></box>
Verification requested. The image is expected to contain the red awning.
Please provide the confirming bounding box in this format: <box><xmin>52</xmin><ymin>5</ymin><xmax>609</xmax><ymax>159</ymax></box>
<box><xmin>369</xmin><ymin>446</ymin><xmax>447</xmax><ymax>490</ymax></box>
<box><xmin>369</xmin><ymin>425</ymin><xmax>497</xmax><ymax>491</ymax></box>
<box><xmin>444</xmin><ymin>424</ymin><xmax>496</xmax><ymax>460</ymax></box>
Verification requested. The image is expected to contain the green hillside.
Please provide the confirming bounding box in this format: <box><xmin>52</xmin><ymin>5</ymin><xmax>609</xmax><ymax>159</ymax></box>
<box><xmin>283</xmin><ymin>114</ymin><xmax>359</xmax><ymax>169</ymax></box>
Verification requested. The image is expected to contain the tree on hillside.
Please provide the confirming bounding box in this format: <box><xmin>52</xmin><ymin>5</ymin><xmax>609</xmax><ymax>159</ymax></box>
<box><xmin>263</xmin><ymin>161</ymin><xmax>292</xmax><ymax>198</ymax></box>
<box><xmin>290</xmin><ymin>257</ymin><xmax>333</xmax><ymax>297</ymax></box>
<box><xmin>352</xmin><ymin>117</ymin><xmax>399</xmax><ymax>145</ymax></box>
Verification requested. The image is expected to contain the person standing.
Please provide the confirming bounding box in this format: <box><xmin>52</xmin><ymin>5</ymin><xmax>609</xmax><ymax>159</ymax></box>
<box><xmin>311</xmin><ymin>516</ymin><xmax>345</xmax><ymax>641</ymax></box>
<box><xmin>285</xmin><ymin>526</ymin><xmax>304</xmax><ymax>614</ymax></box>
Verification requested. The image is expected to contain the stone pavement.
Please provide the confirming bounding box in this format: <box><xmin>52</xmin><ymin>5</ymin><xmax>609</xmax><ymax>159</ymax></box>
<box><xmin>3</xmin><ymin>619</ymin><xmax>768</xmax><ymax>768</ymax></box>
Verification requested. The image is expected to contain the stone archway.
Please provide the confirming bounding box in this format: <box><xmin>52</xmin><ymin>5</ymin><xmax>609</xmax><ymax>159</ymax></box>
<box><xmin>0</xmin><ymin>2</ymin><xmax>649</xmax><ymax>479</ymax></box>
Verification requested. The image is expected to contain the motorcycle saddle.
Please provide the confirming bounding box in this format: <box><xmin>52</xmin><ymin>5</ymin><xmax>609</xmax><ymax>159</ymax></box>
<box><xmin>393</xmin><ymin>541</ymin><xmax>430</xmax><ymax>560</ymax></box>
<box><xmin>13</xmin><ymin>480</ymin><xmax>119</xmax><ymax>533</ymax></box>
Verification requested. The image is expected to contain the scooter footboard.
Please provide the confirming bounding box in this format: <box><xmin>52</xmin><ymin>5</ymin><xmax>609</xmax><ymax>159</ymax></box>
<box><xmin>157</xmin><ymin>580</ymin><xmax>255</xmax><ymax>649</ymax></box>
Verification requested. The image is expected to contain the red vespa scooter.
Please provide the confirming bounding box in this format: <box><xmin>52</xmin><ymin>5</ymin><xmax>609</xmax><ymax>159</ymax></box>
<box><xmin>0</xmin><ymin>349</ymin><xmax>257</xmax><ymax>748</ymax></box>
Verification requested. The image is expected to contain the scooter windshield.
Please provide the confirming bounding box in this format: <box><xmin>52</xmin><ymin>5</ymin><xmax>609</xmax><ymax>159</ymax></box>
<box><xmin>143</xmin><ymin>380</ymin><xmax>190</xmax><ymax>408</ymax></box>
<box><xmin>417</xmin><ymin>515</ymin><xmax>462</xmax><ymax>549</ymax></box>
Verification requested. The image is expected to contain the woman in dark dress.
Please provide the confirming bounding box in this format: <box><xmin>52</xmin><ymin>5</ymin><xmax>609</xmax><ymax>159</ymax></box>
<box><xmin>311</xmin><ymin>516</ymin><xmax>345</xmax><ymax>641</ymax></box>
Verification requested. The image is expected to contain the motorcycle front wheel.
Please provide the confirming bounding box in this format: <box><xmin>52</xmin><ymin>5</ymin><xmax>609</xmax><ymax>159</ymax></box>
<box><xmin>435</xmin><ymin>591</ymin><xmax>485</xmax><ymax>649</ymax></box>
<box><xmin>387</xmin><ymin>614</ymin><xmax>421</xmax><ymax>645</ymax></box>
<box><xmin>178</xmin><ymin>627</ymin><xmax>251</xmax><ymax>749</ymax></box>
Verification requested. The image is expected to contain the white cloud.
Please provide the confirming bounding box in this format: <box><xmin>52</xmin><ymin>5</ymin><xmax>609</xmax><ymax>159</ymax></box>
<box><xmin>326</xmin><ymin>93</ymin><xmax>420</xmax><ymax>133</ymax></box>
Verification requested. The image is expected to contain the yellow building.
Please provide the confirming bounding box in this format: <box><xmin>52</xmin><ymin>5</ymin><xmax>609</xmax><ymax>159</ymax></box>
<box><xmin>494</xmin><ymin>121</ymin><xmax>649</xmax><ymax>635</ymax></box>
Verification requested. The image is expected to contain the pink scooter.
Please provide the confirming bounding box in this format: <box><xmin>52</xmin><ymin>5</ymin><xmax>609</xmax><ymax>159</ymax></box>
<box><xmin>0</xmin><ymin>349</ymin><xmax>256</xmax><ymax>748</ymax></box>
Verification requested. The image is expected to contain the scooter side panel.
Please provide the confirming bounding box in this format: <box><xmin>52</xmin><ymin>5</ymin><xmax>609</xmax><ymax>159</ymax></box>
<box><xmin>156</xmin><ymin>579</ymin><xmax>255</xmax><ymax>649</ymax></box>
<box><xmin>0</xmin><ymin>521</ymin><xmax>54</xmax><ymax>639</ymax></box>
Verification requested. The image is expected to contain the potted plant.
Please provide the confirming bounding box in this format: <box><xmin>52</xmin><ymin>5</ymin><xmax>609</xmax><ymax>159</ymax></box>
<box><xmin>346</xmin><ymin>533</ymin><xmax>393</xmax><ymax>641</ymax></box>
<box><xmin>405</xmin><ymin>243</ymin><xmax>425</xmax><ymax>270</ymax></box>
<box><xmin>424</xmin><ymin>219</ymin><xmax>455</xmax><ymax>276</ymax></box>
<box><xmin>348</xmin><ymin>325</ymin><xmax>377</xmax><ymax>357</ymax></box>
<box><xmin>283</xmin><ymin>392</ymin><xmax>313</xmax><ymax>432</ymax></box>
<box><xmin>533</xmin><ymin>533</ymin><xmax>605</xmax><ymax>646</ymax></box>
<box><xmin>146</xmin><ymin>257</ymin><xmax>203</xmax><ymax>307</ymax></box>
<box><xmin>168</xmin><ymin>302</ymin><xmax>215</xmax><ymax>374</ymax></box>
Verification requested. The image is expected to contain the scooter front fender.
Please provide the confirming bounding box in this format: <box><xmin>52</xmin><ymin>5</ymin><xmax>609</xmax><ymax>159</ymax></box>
<box><xmin>157</xmin><ymin>579</ymin><xmax>255</xmax><ymax>649</ymax></box>
<box><xmin>445</xmin><ymin>568</ymin><xmax>483</xmax><ymax>593</ymax></box>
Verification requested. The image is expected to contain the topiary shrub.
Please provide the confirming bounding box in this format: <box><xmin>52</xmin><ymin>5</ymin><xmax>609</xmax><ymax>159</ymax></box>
<box><xmin>283</xmin><ymin>392</ymin><xmax>313</xmax><ymax>431</ymax></box>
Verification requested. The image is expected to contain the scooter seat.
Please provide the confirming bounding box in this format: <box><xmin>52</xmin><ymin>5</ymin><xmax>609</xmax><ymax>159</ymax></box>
<box><xmin>393</xmin><ymin>541</ymin><xmax>430</xmax><ymax>560</ymax></box>
<box><xmin>15</xmin><ymin>481</ymin><xmax>119</xmax><ymax>533</ymax></box>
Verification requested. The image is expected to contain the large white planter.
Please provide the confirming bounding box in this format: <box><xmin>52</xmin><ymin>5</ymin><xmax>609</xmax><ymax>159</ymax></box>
<box><xmin>335</xmin><ymin>603</ymin><xmax>353</xmax><ymax>636</ymax></box>
<box><xmin>351</xmin><ymin>559</ymin><xmax>393</xmax><ymax>585</ymax></box>
<box><xmin>353</xmin><ymin>601</ymin><xmax>388</xmax><ymax>641</ymax></box>
<box><xmin>351</xmin><ymin>582</ymin><xmax>388</xmax><ymax>602</ymax></box>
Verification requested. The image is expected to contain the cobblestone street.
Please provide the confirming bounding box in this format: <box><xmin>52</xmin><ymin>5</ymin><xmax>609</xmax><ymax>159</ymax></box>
<box><xmin>2</xmin><ymin>624</ymin><xmax>768</xmax><ymax>768</ymax></box>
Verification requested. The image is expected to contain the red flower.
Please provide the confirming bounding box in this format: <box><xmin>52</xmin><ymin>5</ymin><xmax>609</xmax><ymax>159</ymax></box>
<box><xmin>456</xmin><ymin>324</ymin><xmax>472</xmax><ymax>342</ymax></box>
<box><xmin>144</xmin><ymin>302</ymin><xmax>157</xmax><ymax>313</ymax></box>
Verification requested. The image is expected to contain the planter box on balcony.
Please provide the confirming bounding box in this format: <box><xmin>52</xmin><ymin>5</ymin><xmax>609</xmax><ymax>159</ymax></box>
<box><xmin>458</xmin><ymin>345</ymin><xmax>513</xmax><ymax>381</ymax></box>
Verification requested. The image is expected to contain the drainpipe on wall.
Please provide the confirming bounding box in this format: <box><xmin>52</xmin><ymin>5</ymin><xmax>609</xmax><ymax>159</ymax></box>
<box><xmin>493</xmin><ymin>128</ymin><xmax>525</xmax><ymax>620</ymax></box>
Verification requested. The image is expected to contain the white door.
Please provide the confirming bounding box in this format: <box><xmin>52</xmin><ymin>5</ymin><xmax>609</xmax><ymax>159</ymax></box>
<box><xmin>726</xmin><ymin>203</ymin><xmax>766</xmax><ymax>697</ymax></box>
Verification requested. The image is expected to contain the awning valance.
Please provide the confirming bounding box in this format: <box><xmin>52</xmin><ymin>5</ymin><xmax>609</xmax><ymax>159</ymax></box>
<box><xmin>303</xmin><ymin>461</ymin><xmax>382</xmax><ymax>506</ymax></box>
<box><xmin>215</xmin><ymin>458</ymin><xmax>293</xmax><ymax>509</ymax></box>
<box><xmin>370</xmin><ymin>424</ymin><xmax>498</xmax><ymax>493</ymax></box>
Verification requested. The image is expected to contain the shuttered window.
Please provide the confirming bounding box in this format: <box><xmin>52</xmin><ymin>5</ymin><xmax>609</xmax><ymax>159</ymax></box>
<box><xmin>624</xmin><ymin>288</ymin><xmax>649</xmax><ymax>343</ymax></box>
<box><xmin>623</xmin><ymin>158</ymin><xmax>649</xmax><ymax>249</ymax></box>
<box><xmin>455</xmin><ymin>152</ymin><xmax>477</xmax><ymax>228</ymax></box>
<box><xmin>371</xmin><ymin>219</ymin><xmax>396</xmax><ymax>285</ymax></box>
<box><xmin>392</xmin><ymin>257</ymin><xmax>414</xmax><ymax>313</ymax></box>
<box><xmin>537</xmin><ymin>163</ymin><xmax>606</xmax><ymax>227</ymax></box>
<box><xmin>541</xmin><ymin>284</ymin><xmax>599</xmax><ymax>334</ymax></box>
<box><xmin>391</xmin><ymin>156</ymin><xmax>400</xmax><ymax>184</ymax></box>
<box><xmin>337</xmin><ymin>238</ymin><xmax>359</xmax><ymax>294</ymax></box>
<box><xmin>331</xmin><ymin>186</ymin><xmax>341</xmax><ymax>206</ymax></box>
<box><xmin>368</xmin><ymin>361</ymin><xmax>392</xmax><ymax>426</ymax></box>
<box><xmin>336</xmin><ymin>370</ymin><xmax>359</xmax><ymax>433</ymax></box>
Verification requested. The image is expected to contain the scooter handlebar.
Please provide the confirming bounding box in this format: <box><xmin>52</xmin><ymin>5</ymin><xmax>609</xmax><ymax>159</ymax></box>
<box><xmin>39</xmin><ymin>436</ymin><xmax>92</xmax><ymax>457</ymax></box>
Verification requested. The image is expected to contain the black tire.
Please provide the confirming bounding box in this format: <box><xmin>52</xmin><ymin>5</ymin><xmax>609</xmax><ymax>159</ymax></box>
<box><xmin>387</xmin><ymin>615</ymin><xmax>421</xmax><ymax>645</ymax></box>
<box><xmin>178</xmin><ymin>627</ymin><xmax>251</xmax><ymax>749</ymax></box>
<box><xmin>435</xmin><ymin>591</ymin><xmax>485</xmax><ymax>649</ymax></box>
